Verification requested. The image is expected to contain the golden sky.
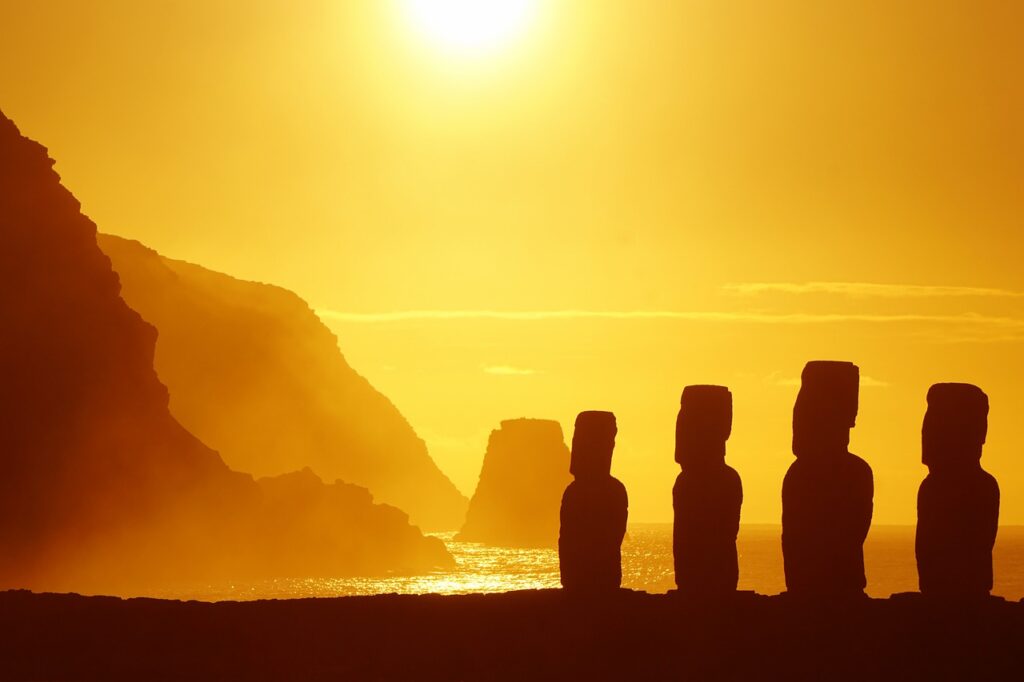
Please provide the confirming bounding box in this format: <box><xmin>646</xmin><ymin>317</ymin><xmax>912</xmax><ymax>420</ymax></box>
<box><xmin>2</xmin><ymin>1</ymin><xmax>1022</xmax><ymax>524</ymax></box>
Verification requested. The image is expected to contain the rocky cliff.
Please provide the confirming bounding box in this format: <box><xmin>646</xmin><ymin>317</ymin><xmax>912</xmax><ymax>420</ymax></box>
<box><xmin>98</xmin><ymin>234</ymin><xmax>467</xmax><ymax>530</ymax></box>
<box><xmin>457</xmin><ymin>419</ymin><xmax>571</xmax><ymax>547</ymax></box>
<box><xmin>0</xmin><ymin>109</ymin><xmax>451</xmax><ymax>595</ymax></box>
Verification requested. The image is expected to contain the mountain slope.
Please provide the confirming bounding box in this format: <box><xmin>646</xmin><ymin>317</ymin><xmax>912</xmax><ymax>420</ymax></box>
<box><xmin>98</xmin><ymin>234</ymin><xmax>467</xmax><ymax>530</ymax></box>
<box><xmin>0</xmin><ymin>109</ymin><xmax>451</xmax><ymax>595</ymax></box>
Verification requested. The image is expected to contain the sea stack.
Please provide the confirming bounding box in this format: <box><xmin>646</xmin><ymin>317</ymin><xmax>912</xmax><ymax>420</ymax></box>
<box><xmin>456</xmin><ymin>419</ymin><xmax>571</xmax><ymax>547</ymax></box>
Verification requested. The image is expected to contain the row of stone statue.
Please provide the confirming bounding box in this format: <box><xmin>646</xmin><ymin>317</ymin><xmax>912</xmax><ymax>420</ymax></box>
<box><xmin>559</xmin><ymin>360</ymin><xmax>1001</xmax><ymax>598</ymax></box>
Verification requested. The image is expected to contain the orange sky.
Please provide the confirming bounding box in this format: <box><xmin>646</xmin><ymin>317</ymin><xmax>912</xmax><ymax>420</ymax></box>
<box><xmin>2</xmin><ymin>1</ymin><xmax>1022</xmax><ymax>524</ymax></box>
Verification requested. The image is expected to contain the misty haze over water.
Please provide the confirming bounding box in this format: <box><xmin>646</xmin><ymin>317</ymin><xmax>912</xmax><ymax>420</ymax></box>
<box><xmin>146</xmin><ymin>524</ymin><xmax>1024</xmax><ymax>602</ymax></box>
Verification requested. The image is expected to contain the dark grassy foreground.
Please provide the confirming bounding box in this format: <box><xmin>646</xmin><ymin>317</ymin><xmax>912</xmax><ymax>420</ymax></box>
<box><xmin>0</xmin><ymin>589</ymin><xmax>1021</xmax><ymax>680</ymax></box>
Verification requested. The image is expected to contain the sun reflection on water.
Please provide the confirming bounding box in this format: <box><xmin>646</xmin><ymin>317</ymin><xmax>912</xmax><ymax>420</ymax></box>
<box><xmin>143</xmin><ymin>525</ymin><xmax>1024</xmax><ymax>602</ymax></box>
<box><xmin>144</xmin><ymin>526</ymin><xmax>725</xmax><ymax>601</ymax></box>
<box><xmin>314</xmin><ymin>533</ymin><xmax>565</xmax><ymax>596</ymax></box>
<box><xmin>147</xmin><ymin>532</ymin><xmax>563</xmax><ymax>601</ymax></box>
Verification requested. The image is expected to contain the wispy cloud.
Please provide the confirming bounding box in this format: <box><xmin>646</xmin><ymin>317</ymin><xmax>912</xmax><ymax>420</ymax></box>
<box><xmin>483</xmin><ymin>365</ymin><xmax>538</xmax><ymax>376</ymax></box>
<box><xmin>316</xmin><ymin>308</ymin><xmax>1024</xmax><ymax>328</ymax></box>
<box><xmin>908</xmin><ymin>330</ymin><xmax>1024</xmax><ymax>345</ymax></box>
<box><xmin>723</xmin><ymin>282</ymin><xmax>1024</xmax><ymax>298</ymax></box>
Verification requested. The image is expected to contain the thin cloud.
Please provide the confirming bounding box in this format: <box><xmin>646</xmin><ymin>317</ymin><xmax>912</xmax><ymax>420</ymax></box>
<box><xmin>724</xmin><ymin>282</ymin><xmax>1024</xmax><ymax>298</ymax></box>
<box><xmin>316</xmin><ymin>308</ymin><xmax>1024</xmax><ymax>329</ymax></box>
<box><xmin>483</xmin><ymin>365</ymin><xmax>538</xmax><ymax>376</ymax></box>
<box><xmin>910</xmin><ymin>330</ymin><xmax>1024</xmax><ymax>345</ymax></box>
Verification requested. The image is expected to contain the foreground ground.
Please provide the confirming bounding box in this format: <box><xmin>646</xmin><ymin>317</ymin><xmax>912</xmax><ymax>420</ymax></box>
<box><xmin>0</xmin><ymin>589</ymin><xmax>1021</xmax><ymax>680</ymax></box>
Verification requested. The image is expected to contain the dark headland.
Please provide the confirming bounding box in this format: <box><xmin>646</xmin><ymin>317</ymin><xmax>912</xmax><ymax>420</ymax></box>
<box><xmin>1</xmin><ymin>590</ymin><xmax>1021</xmax><ymax>680</ymax></box>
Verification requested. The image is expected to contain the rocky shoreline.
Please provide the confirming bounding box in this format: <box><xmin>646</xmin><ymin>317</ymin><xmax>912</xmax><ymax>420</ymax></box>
<box><xmin>1</xmin><ymin>589</ymin><xmax>1021</xmax><ymax>680</ymax></box>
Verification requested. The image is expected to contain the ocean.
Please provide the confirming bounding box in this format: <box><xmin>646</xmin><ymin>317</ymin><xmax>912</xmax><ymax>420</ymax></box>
<box><xmin>155</xmin><ymin>524</ymin><xmax>1024</xmax><ymax>602</ymax></box>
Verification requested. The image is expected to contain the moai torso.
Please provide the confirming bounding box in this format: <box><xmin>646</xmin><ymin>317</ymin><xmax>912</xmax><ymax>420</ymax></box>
<box><xmin>782</xmin><ymin>452</ymin><xmax>873</xmax><ymax>595</ymax></box>
<box><xmin>673</xmin><ymin>465</ymin><xmax>742</xmax><ymax>593</ymax></box>
<box><xmin>560</xmin><ymin>477</ymin><xmax>629</xmax><ymax>591</ymax></box>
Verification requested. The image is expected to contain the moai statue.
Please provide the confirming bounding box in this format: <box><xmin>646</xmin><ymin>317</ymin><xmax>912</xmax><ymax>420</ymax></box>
<box><xmin>673</xmin><ymin>385</ymin><xmax>742</xmax><ymax>595</ymax></box>
<box><xmin>916</xmin><ymin>383</ymin><xmax>1000</xmax><ymax>598</ymax></box>
<box><xmin>782</xmin><ymin>361</ymin><xmax>874</xmax><ymax>597</ymax></box>
<box><xmin>559</xmin><ymin>411</ymin><xmax>628</xmax><ymax>593</ymax></box>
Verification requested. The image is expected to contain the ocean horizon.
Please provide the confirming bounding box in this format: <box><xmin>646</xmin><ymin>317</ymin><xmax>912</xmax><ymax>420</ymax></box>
<box><xmin>145</xmin><ymin>523</ymin><xmax>1024</xmax><ymax>602</ymax></box>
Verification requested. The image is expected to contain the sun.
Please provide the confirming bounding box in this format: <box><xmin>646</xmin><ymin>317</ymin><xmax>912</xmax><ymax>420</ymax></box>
<box><xmin>401</xmin><ymin>0</ymin><xmax>538</xmax><ymax>56</ymax></box>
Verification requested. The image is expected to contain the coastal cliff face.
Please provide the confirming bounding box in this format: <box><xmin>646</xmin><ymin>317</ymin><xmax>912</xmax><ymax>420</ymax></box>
<box><xmin>98</xmin><ymin>234</ymin><xmax>467</xmax><ymax>531</ymax></box>
<box><xmin>457</xmin><ymin>419</ymin><xmax>571</xmax><ymax>547</ymax></box>
<box><xmin>0</xmin><ymin>110</ymin><xmax>451</xmax><ymax>594</ymax></box>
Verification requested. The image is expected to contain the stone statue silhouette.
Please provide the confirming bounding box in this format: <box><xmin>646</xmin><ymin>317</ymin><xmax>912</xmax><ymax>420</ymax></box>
<box><xmin>559</xmin><ymin>411</ymin><xmax>628</xmax><ymax>593</ymax></box>
<box><xmin>916</xmin><ymin>383</ymin><xmax>1000</xmax><ymax>598</ymax></box>
<box><xmin>673</xmin><ymin>385</ymin><xmax>742</xmax><ymax>595</ymax></box>
<box><xmin>782</xmin><ymin>361</ymin><xmax>873</xmax><ymax>597</ymax></box>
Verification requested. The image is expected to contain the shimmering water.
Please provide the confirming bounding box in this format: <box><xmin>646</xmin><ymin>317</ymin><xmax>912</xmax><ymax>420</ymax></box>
<box><xmin>150</xmin><ymin>524</ymin><xmax>1024</xmax><ymax>602</ymax></box>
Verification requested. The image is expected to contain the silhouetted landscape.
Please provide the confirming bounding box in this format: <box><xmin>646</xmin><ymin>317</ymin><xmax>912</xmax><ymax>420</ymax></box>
<box><xmin>3</xmin><ymin>98</ymin><xmax>1022</xmax><ymax>679</ymax></box>
<box><xmin>2</xmin><ymin>1</ymin><xmax>1023</xmax><ymax>678</ymax></box>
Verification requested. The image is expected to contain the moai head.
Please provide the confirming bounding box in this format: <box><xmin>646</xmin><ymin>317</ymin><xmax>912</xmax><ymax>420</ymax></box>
<box><xmin>922</xmin><ymin>383</ymin><xmax>988</xmax><ymax>471</ymax></box>
<box><xmin>792</xmin><ymin>361</ymin><xmax>859</xmax><ymax>458</ymax></box>
<box><xmin>570</xmin><ymin>411</ymin><xmax>617</xmax><ymax>479</ymax></box>
<box><xmin>675</xmin><ymin>385</ymin><xmax>732</xmax><ymax>469</ymax></box>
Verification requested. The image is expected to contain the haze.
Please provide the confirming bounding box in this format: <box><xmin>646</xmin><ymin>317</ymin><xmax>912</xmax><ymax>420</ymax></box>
<box><xmin>2</xmin><ymin>0</ymin><xmax>1021</xmax><ymax>525</ymax></box>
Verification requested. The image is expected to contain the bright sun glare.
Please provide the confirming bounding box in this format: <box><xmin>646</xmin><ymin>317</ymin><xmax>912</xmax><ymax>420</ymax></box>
<box><xmin>401</xmin><ymin>0</ymin><xmax>538</xmax><ymax>56</ymax></box>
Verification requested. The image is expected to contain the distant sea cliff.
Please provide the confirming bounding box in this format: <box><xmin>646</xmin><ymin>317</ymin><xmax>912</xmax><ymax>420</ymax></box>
<box><xmin>99</xmin><ymin>233</ymin><xmax>467</xmax><ymax>530</ymax></box>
